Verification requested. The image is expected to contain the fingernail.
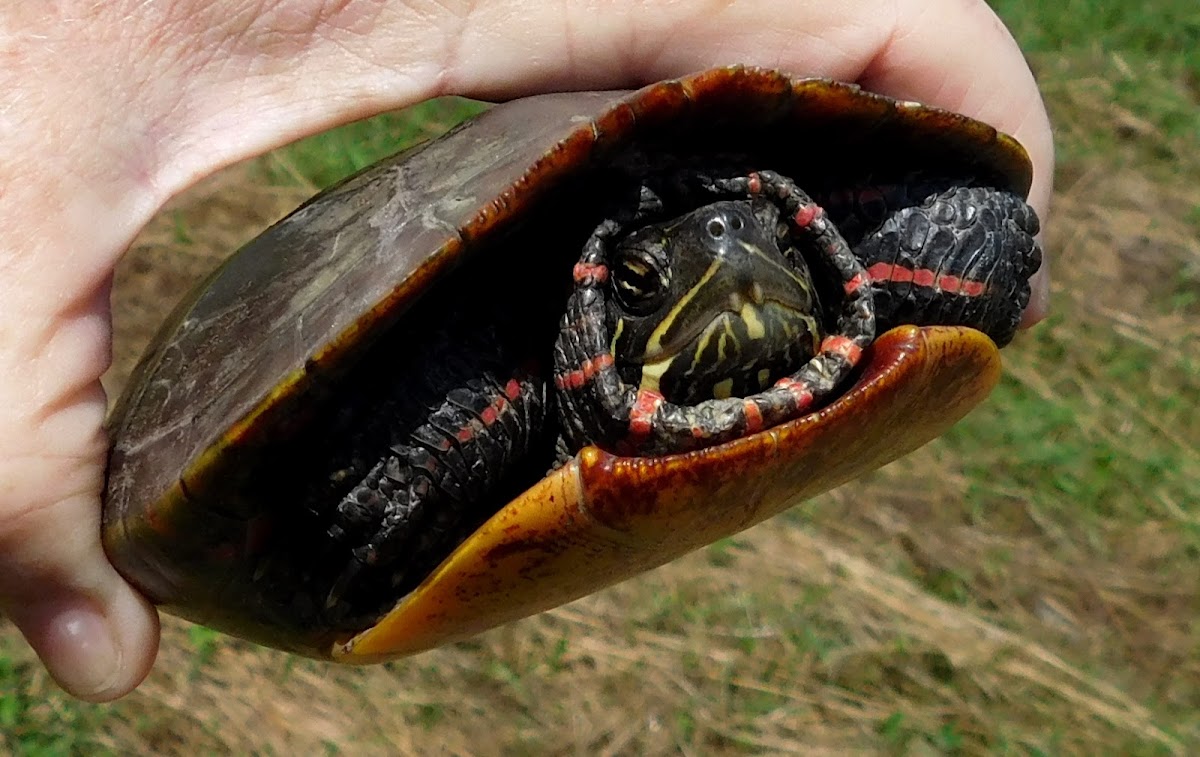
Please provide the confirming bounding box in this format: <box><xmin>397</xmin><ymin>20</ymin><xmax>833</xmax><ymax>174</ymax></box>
<box><xmin>43</xmin><ymin>608</ymin><xmax>122</xmax><ymax>698</ymax></box>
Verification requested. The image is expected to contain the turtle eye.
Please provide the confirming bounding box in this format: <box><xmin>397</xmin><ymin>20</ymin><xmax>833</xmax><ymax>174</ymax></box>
<box><xmin>612</xmin><ymin>247</ymin><xmax>670</xmax><ymax>316</ymax></box>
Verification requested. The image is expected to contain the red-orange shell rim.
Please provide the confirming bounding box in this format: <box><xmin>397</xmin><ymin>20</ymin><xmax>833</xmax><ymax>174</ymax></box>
<box><xmin>103</xmin><ymin>65</ymin><xmax>1032</xmax><ymax>660</ymax></box>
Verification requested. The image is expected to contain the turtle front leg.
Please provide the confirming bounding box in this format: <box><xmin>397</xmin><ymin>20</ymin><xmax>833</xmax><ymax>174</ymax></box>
<box><xmin>820</xmin><ymin>178</ymin><xmax>1042</xmax><ymax>346</ymax></box>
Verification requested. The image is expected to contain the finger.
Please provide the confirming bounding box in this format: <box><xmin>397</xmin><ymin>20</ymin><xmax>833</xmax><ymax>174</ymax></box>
<box><xmin>0</xmin><ymin>491</ymin><xmax>160</xmax><ymax>702</ymax></box>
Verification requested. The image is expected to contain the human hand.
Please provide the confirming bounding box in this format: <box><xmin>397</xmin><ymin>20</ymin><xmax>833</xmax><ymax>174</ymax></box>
<box><xmin>0</xmin><ymin>0</ymin><xmax>1052</xmax><ymax>701</ymax></box>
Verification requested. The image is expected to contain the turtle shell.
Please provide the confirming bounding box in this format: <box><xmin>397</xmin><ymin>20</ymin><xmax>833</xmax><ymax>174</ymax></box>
<box><xmin>103</xmin><ymin>66</ymin><xmax>1031</xmax><ymax>661</ymax></box>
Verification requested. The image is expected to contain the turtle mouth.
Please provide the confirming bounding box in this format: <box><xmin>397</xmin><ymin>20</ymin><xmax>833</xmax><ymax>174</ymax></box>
<box><xmin>635</xmin><ymin>298</ymin><xmax>822</xmax><ymax>402</ymax></box>
<box><xmin>609</xmin><ymin>202</ymin><xmax>825</xmax><ymax>406</ymax></box>
<box><xmin>639</xmin><ymin>283</ymin><xmax>814</xmax><ymax>361</ymax></box>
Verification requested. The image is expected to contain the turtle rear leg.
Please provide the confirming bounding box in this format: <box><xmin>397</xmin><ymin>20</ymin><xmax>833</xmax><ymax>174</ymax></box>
<box><xmin>323</xmin><ymin>368</ymin><xmax>550</xmax><ymax>621</ymax></box>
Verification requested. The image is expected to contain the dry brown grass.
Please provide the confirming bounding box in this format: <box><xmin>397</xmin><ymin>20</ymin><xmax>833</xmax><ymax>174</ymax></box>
<box><xmin>2</xmin><ymin>75</ymin><xmax>1197</xmax><ymax>755</ymax></box>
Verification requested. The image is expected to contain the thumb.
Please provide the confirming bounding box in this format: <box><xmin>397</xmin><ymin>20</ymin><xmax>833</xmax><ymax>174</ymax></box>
<box><xmin>0</xmin><ymin>286</ymin><xmax>160</xmax><ymax>701</ymax></box>
<box><xmin>0</xmin><ymin>488</ymin><xmax>160</xmax><ymax>702</ymax></box>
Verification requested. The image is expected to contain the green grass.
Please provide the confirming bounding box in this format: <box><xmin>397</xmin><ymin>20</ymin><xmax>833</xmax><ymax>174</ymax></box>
<box><xmin>994</xmin><ymin>0</ymin><xmax>1200</xmax><ymax>67</ymax></box>
<box><xmin>0</xmin><ymin>639</ymin><xmax>117</xmax><ymax>756</ymax></box>
<box><xmin>992</xmin><ymin>0</ymin><xmax>1200</xmax><ymax>172</ymax></box>
<box><xmin>264</xmin><ymin>98</ymin><xmax>486</xmax><ymax>189</ymax></box>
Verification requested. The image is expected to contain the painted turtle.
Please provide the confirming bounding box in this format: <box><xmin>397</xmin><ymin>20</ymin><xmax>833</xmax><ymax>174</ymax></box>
<box><xmin>103</xmin><ymin>66</ymin><xmax>1041</xmax><ymax>662</ymax></box>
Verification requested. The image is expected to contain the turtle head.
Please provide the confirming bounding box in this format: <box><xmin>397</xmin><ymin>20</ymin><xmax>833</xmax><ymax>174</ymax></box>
<box><xmin>608</xmin><ymin>200</ymin><xmax>824</xmax><ymax>405</ymax></box>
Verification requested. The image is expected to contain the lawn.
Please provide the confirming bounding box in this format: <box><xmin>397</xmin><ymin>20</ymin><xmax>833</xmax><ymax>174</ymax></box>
<box><xmin>2</xmin><ymin>1</ymin><xmax>1197</xmax><ymax>754</ymax></box>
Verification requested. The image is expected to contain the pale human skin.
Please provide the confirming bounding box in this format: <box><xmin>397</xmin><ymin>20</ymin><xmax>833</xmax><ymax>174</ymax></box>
<box><xmin>0</xmin><ymin>0</ymin><xmax>1053</xmax><ymax>701</ymax></box>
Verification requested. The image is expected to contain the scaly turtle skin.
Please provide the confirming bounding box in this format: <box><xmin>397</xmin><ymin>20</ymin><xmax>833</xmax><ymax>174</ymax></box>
<box><xmin>103</xmin><ymin>67</ymin><xmax>1041</xmax><ymax>661</ymax></box>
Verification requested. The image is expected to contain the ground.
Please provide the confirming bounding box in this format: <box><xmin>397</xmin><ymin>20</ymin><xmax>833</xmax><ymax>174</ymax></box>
<box><xmin>2</xmin><ymin>2</ymin><xmax>1197</xmax><ymax>754</ymax></box>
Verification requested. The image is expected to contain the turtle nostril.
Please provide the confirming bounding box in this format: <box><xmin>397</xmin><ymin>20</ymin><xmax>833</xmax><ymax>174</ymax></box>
<box><xmin>729</xmin><ymin>215</ymin><xmax>744</xmax><ymax>231</ymax></box>
<box><xmin>707</xmin><ymin>218</ymin><xmax>726</xmax><ymax>238</ymax></box>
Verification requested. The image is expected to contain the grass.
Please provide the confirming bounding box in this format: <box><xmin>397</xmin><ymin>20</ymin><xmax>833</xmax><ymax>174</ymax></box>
<box><xmin>3</xmin><ymin>2</ymin><xmax>1198</xmax><ymax>754</ymax></box>
<box><xmin>257</xmin><ymin>98</ymin><xmax>486</xmax><ymax>190</ymax></box>
<box><xmin>994</xmin><ymin>0</ymin><xmax>1200</xmax><ymax>171</ymax></box>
